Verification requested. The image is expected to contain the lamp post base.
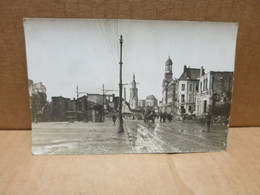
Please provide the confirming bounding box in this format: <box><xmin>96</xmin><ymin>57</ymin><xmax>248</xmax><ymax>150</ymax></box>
<box><xmin>117</xmin><ymin>118</ymin><xmax>124</xmax><ymax>133</ymax></box>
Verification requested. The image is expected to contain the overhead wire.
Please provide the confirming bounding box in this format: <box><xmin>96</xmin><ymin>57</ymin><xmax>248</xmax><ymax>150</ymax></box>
<box><xmin>104</xmin><ymin>20</ymin><xmax>118</xmax><ymax>65</ymax></box>
<box><xmin>109</xmin><ymin>20</ymin><xmax>119</xmax><ymax>60</ymax></box>
<box><xmin>98</xmin><ymin>19</ymin><xmax>111</xmax><ymax>55</ymax></box>
<box><xmin>116</xmin><ymin>19</ymin><xmax>119</xmax><ymax>60</ymax></box>
<box><xmin>98</xmin><ymin>19</ymin><xmax>118</xmax><ymax>66</ymax></box>
<box><xmin>105</xmin><ymin>19</ymin><xmax>120</xmax><ymax>63</ymax></box>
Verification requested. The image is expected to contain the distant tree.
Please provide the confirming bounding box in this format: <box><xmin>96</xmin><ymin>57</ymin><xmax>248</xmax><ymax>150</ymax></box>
<box><xmin>30</xmin><ymin>92</ymin><xmax>47</xmax><ymax>122</ymax></box>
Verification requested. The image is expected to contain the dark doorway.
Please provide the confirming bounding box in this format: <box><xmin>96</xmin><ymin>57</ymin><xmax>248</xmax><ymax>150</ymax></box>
<box><xmin>181</xmin><ymin>95</ymin><xmax>185</xmax><ymax>103</ymax></box>
<box><xmin>181</xmin><ymin>106</ymin><xmax>185</xmax><ymax>113</ymax></box>
<box><xmin>203</xmin><ymin>100</ymin><xmax>207</xmax><ymax>113</ymax></box>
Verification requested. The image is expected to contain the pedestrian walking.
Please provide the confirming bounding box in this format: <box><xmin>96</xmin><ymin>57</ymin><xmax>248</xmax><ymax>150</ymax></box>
<box><xmin>162</xmin><ymin>112</ymin><xmax>166</xmax><ymax>123</ymax></box>
<box><xmin>112</xmin><ymin>114</ymin><xmax>117</xmax><ymax>125</ymax></box>
<box><xmin>207</xmin><ymin>112</ymin><xmax>212</xmax><ymax>132</ymax></box>
<box><xmin>159</xmin><ymin>111</ymin><xmax>163</xmax><ymax>123</ymax></box>
<box><xmin>152</xmin><ymin>110</ymin><xmax>155</xmax><ymax>123</ymax></box>
<box><xmin>167</xmin><ymin>114</ymin><xmax>172</xmax><ymax>122</ymax></box>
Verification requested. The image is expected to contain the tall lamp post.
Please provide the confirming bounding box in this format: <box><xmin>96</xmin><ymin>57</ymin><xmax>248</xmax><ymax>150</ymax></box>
<box><xmin>118</xmin><ymin>35</ymin><xmax>124</xmax><ymax>133</ymax></box>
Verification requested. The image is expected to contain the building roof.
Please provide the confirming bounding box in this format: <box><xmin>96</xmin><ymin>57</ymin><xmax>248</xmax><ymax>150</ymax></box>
<box><xmin>122</xmin><ymin>101</ymin><xmax>132</xmax><ymax>114</ymax></box>
<box><xmin>87</xmin><ymin>93</ymin><xmax>103</xmax><ymax>96</ymax></box>
<box><xmin>168</xmin><ymin>79</ymin><xmax>177</xmax><ymax>86</ymax></box>
<box><xmin>133</xmin><ymin>73</ymin><xmax>135</xmax><ymax>81</ymax></box>
<box><xmin>165</xmin><ymin>56</ymin><xmax>173</xmax><ymax>65</ymax></box>
<box><xmin>52</xmin><ymin>96</ymin><xmax>70</xmax><ymax>100</ymax></box>
<box><xmin>146</xmin><ymin>95</ymin><xmax>157</xmax><ymax>101</ymax></box>
<box><xmin>179</xmin><ymin>66</ymin><xmax>200</xmax><ymax>80</ymax></box>
<box><xmin>131</xmin><ymin>96</ymin><xmax>138</xmax><ymax>101</ymax></box>
<box><xmin>210</xmin><ymin>71</ymin><xmax>234</xmax><ymax>75</ymax></box>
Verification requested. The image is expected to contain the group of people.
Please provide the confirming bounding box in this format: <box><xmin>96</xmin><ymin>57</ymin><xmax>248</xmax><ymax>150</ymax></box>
<box><xmin>143</xmin><ymin>110</ymin><xmax>156</xmax><ymax>123</ymax></box>
<box><xmin>159</xmin><ymin>112</ymin><xmax>172</xmax><ymax>123</ymax></box>
<box><xmin>112</xmin><ymin>111</ymin><xmax>212</xmax><ymax>132</ymax></box>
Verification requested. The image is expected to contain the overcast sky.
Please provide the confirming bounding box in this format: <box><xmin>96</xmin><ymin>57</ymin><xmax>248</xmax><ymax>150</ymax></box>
<box><xmin>24</xmin><ymin>19</ymin><xmax>238</xmax><ymax>101</ymax></box>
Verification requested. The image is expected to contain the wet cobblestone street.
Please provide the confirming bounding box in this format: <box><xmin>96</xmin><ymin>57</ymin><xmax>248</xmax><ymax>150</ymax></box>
<box><xmin>32</xmin><ymin>119</ymin><xmax>228</xmax><ymax>155</ymax></box>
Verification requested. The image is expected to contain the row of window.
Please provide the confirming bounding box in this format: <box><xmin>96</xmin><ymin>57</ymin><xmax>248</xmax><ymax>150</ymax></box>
<box><xmin>179</xmin><ymin>79</ymin><xmax>209</xmax><ymax>93</ymax></box>
<box><xmin>179</xmin><ymin>79</ymin><xmax>209</xmax><ymax>92</ymax></box>
<box><xmin>181</xmin><ymin>94</ymin><xmax>194</xmax><ymax>103</ymax></box>
<box><xmin>177</xmin><ymin>77</ymin><xmax>210</xmax><ymax>93</ymax></box>
<box><xmin>181</xmin><ymin>83</ymin><xmax>199</xmax><ymax>92</ymax></box>
<box><xmin>200</xmin><ymin>78</ymin><xmax>208</xmax><ymax>91</ymax></box>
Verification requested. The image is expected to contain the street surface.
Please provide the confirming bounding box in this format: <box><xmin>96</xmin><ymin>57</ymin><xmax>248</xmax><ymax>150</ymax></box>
<box><xmin>32</xmin><ymin>119</ymin><xmax>228</xmax><ymax>155</ymax></box>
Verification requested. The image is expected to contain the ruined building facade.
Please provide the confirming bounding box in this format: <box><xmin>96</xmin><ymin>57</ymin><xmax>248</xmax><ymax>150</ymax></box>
<box><xmin>195</xmin><ymin>71</ymin><xmax>233</xmax><ymax>116</ymax></box>
<box><xmin>160</xmin><ymin>57</ymin><xmax>234</xmax><ymax>117</ymax></box>
<box><xmin>28</xmin><ymin>79</ymin><xmax>48</xmax><ymax>122</ymax></box>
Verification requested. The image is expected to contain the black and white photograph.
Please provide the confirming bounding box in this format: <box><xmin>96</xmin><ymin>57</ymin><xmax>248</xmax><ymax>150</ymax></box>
<box><xmin>24</xmin><ymin>18</ymin><xmax>238</xmax><ymax>155</ymax></box>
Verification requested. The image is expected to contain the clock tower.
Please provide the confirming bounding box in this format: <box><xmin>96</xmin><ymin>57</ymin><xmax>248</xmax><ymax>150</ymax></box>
<box><xmin>162</xmin><ymin>56</ymin><xmax>174</xmax><ymax>106</ymax></box>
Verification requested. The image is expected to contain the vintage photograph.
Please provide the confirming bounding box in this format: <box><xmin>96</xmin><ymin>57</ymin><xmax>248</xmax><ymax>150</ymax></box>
<box><xmin>24</xmin><ymin>19</ymin><xmax>238</xmax><ymax>155</ymax></box>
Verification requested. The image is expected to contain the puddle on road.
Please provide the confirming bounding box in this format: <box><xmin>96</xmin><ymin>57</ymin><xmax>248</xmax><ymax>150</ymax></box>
<box><xmin>127</xmin><ymin>123</ymin><xmax>180</xmax><ymax>153</ymax></box>
<box><xmin>32</xmin><ymin>142</ymin><xmax>77</xmax><ymax>155</ymax></box>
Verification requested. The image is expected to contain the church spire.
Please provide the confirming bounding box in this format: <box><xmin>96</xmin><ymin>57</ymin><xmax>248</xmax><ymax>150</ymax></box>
<box><xmin>130</xmin><ymin>73</ymin><xmax>138</xmax><ymax>110</ymax></box>
<box><xmin>132</xmin><ymin>73</ymin><xmax>136</xmax><ymax>88</ymax></box>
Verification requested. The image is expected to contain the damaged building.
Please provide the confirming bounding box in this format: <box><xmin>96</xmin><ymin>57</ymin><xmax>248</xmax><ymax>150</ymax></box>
<box><xmin>195</xmin><ymin>71</ymin><xmax>233</xmax><ymax>116</ymax></box>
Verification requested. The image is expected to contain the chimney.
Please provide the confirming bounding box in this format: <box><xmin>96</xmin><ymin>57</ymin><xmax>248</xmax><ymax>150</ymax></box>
<box><xmin>200</xmin><ymin>66</ymin><xmax>204</xmax><ymax>77</ymax></box>
<box><xmin>184</xmin><ymin>65</ymin><xmax>187</xmax><ymax>72</ymax></box>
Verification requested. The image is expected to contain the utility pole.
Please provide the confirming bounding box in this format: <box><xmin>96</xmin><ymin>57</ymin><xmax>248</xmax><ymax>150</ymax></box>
<box><xmin>102</xmin><ymin>84</ymin><xmax>105</xmax><ymax>122</ymax></box>
<box><xmin>118</xmin><ymin>35</ymin><xmax>124</xmax><ymax>133</ymax></box>
<box><xmin>76</xmin><ymin>86</ymin><xmax>79</xmax><ymax>99</ymax></box>
<box><xmin>76</xmin><ymin>86</ymin><xmax>79</xmax><ymax>112</ymax></box>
